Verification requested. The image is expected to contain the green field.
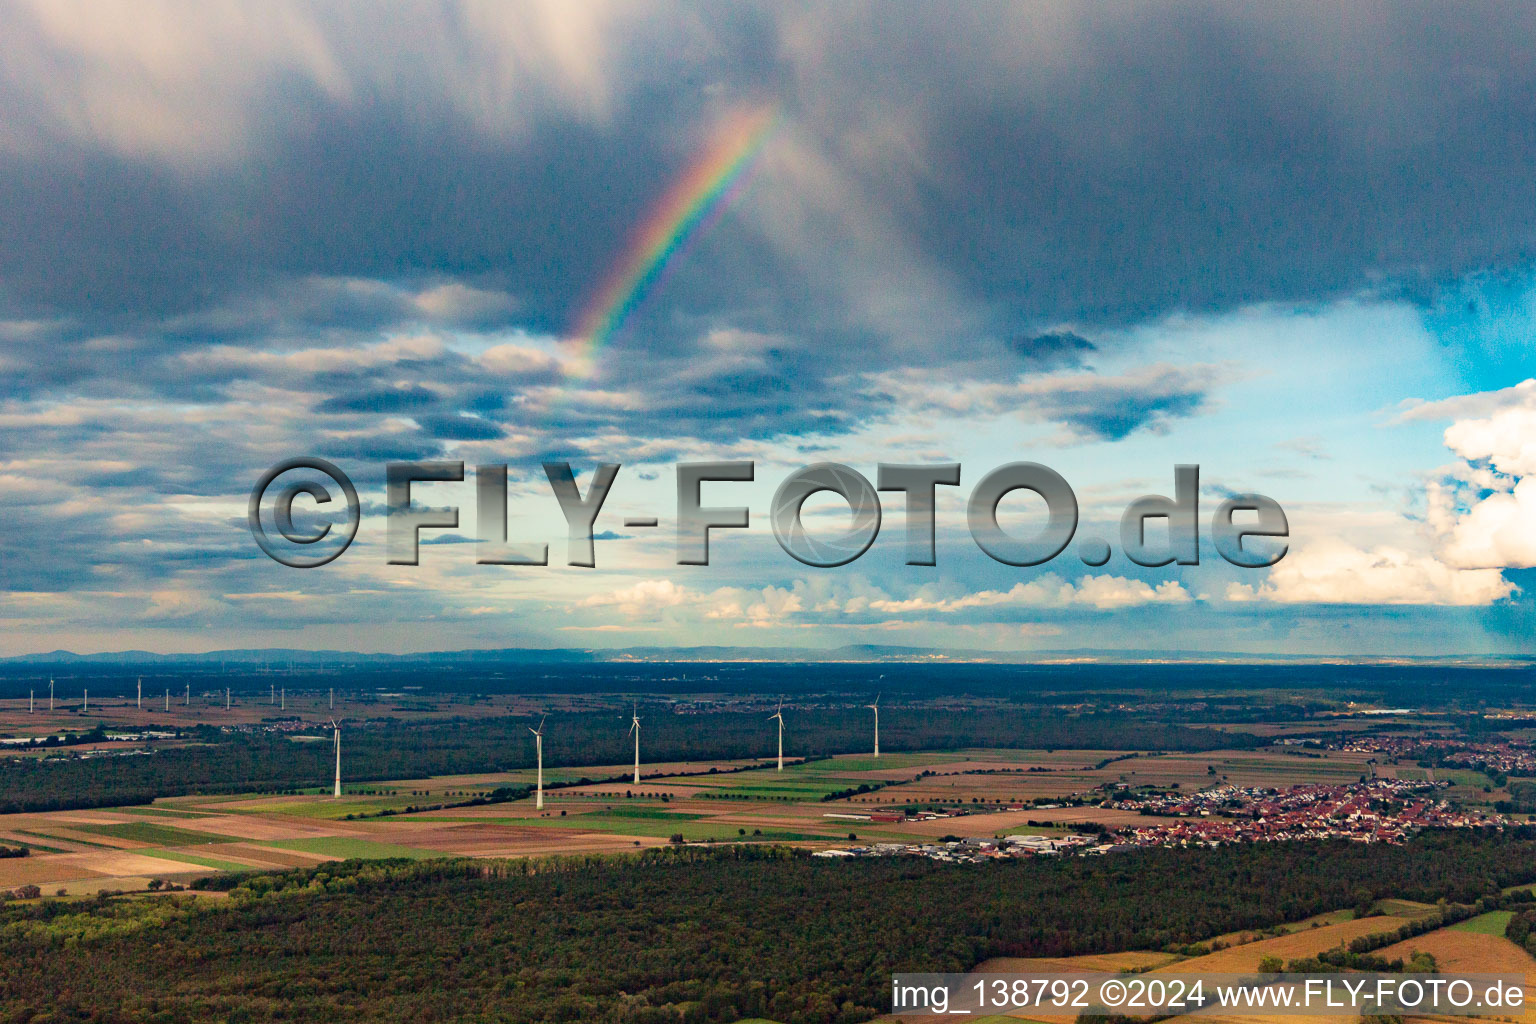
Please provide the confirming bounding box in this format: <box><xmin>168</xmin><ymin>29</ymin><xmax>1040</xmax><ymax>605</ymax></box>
<box><xmin>1450</xmin><ymin>910</ymin><xmax>1515</xmax><ymax>934</ymax></box>
<box><xmin>600</xmin><ymin>807</ymin><xmax>708</xmax><ymax>821</ymax></box>
<box><xmin>138</xmin><ymin>849</ymin><xmax>253</xmax><ymax>872</ymax></box>
<box><xmin>74</xmin><ymin>822</ymin><xmax>238</xmax><ymax>846</ymax></box>
<box><xmin>244</xmin><ymin>800</ymin><xmax>419</xmax><ymax>820</ymax></box>
<box><xmin>1439</xmin><ymin>768</ymin><xmax>1498</xmax><ymax>789</ymax></box>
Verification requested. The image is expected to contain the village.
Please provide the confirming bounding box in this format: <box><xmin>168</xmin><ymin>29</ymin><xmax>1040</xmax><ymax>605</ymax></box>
<box><xmin>812</xmin><ymin>777</ymin><xmax>1516</xmax><ymax>862</ymax></box>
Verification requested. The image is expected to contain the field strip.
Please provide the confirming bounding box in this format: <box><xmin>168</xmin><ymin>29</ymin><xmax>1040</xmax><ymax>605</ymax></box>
<box><xmin>1151</xmin><ymin>915</ymin><xmax>1414</xmax><ymax>973</ymax></box>
<box><xmin>256</xmin><ymin>837</ymin><xmax>444</xmax><ymax>860</ymax></box>
<box><xmin>11</xmin><ymin>828</ymin><xmax>122</xmax><ymax>849</ymax></box>
<box><xmin>134</xmin><ymin>850</ymin><xmax>251</xmax><ymax>872</ymax></box>
<box><xmin>113</xmin><ymin>806</ymin><xmax>218</xmax><ymax>819</ymax></box>
<box><xmin>0</xmin><ymin>833</ymin><xmax>68</xmax><ymax>853</ymax></box>
<box><xmin>72</xmin><ymin>822</ymin><xmax>243</xmax><ymax>846</ymax></box>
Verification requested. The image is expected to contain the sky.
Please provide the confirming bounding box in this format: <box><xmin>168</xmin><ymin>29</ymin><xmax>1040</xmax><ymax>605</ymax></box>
<box><xmin>2</xmin><ymin>1</ymin><xmax>1536</xmax><ymax>657</ymax></box>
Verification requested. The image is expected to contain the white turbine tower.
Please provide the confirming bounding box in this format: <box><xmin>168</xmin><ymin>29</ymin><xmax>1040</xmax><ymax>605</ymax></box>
<box><xmin>770</xmin><ymin>702</ymin><xmax>785</xmax><ymax>771</ymax></box>
<box><xmin>48</xmin><ymin>678</ymin><xmax>53</xmax><ymax>711</ymax></box>
<box><xmin>164</xmin><ymin>689</ymin><xmax>169</xmax><ymax>712</ymax></box>
<box><xmin>628</xmin><ymin>706</ymin><xmax>641</xmax><ymax>785</ymax></box>
<box><xmin>329</xmin><ymin>687</ymin><xmax>334</xmax><ymax>710</ymax></box>
<box><xmin>137</xmin><ymin>676</ymin><xmax>141</xmax><ymax>710</ymax></box>
<box><xmin>867</xmin><ymin>694</ymin><xmax>880</xmax><ymax>758</ymax></box>
<box><xmin>83</xmin><ymin>689</ymin><xmax>88</xmax><ymax>713</ymax></box>
<box><xmin>29</xmin><ymin>690</ymin><xmax>33</xmax><ymax>714</ymax></box>
<box><xmin>330</xmin><ymin>719</ymin><xmax>342</xmax><ymax>798</ymax></box>
<box><xmin>185</xmin><ymin>683</ymin><xmax>190</xmax><ymax>706</ymax></box>
<box><xmin>280</xmin><ymin>687</ymin><xmax>285</xmax><ymax>711</ymax></box>
<box><xmin>530</xmin><ymin>716</ymin><xmax>546</xmax><ymax>810</ymax></box>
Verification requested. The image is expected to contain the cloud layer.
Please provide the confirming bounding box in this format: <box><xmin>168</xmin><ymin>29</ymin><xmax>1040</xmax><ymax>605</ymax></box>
<box><xmin>4</xmin><ymin>3</ymin><xmax>1536</xmax><ymax>653</ymax></box>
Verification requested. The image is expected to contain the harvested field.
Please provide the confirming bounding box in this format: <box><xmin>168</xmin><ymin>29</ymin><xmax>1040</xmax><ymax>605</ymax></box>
<box><xmin>1380</xmin><ymin>926</ymin><xmax>1536</xmax><ymax>1024</ymax></box>
<box><xmin>152</xmin><ymin>813</ymin><xmax>369</xmax><ymax>841</ymax></box>
<box><xmin>1152</xmin><ymin>916</ymin><xmax>1403</xmax><ymax>973</ymax></box>
<box><xmin>1375</xmin><ymin>927</ymin><xmax>1535</xmax><ymax>979</ymax></box>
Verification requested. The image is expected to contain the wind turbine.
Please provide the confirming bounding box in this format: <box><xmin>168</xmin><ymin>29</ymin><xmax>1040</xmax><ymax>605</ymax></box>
<box><xmin>530</xmin><ymin>716</ymin><xmax>547</xmax><ymax>810</ymax></box>
<box><xmin>330</xmin><ymin>719</ymin><xmax>342</xmax><ymax>798</ymax></box>
<box><xmin>137</xmin><ymin>676</ymin><xmax>141</xmax><ymax>710</ymax></box>
<box><xmin>28</xmin><ymin>690</ymin><xmax>33</xmax><ymax>714</ymax></box>
<box><xmin>628</xmin><ymin>706</ymin><xmax>641</xmax><ymax>785</ymax></box>
<box><xmin>83</xmin><ymin>689</ymin><xmax>88</xmax><ymax>713</ymax></box>
<box><xmin>770</xmin><ymin>701</ymin><xmax>785</xmax><ymax>771</ymax></box>
<box><xmin>164</xmin><ymin>689</ymin><xmax>169</xmax><ymax>712</ymax></box>
<box><xmin>329</xmin><ymin>687</ymin><xmax>334</xmax><ymax>710</ymax></box>
<box><xmin>280</xmin><ymin>687</ymin><xmax>285</xmax><ymax>711</ymax></box>
<box><xmin>866</xmin><ymin>694</ymin><xmax>880</xmax><ymax>758</ymax></box>
<box><xmin>185</xmin><ymin>683</ymin><xmax>190</xmax><ymax>705</ymax></box>
<box><xmin>225</xmin><ymin>687</ymin><xmax>230</xmax><ymax>709</ymax></box>
<box><xmin>48</xmin><ymin>678</ymin><xmax>53</xmax><ymax>711</ymax></box>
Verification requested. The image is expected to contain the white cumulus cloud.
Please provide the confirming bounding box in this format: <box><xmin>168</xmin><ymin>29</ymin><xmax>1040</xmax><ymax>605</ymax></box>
<box><xmin>1424</xmin><ymin>378</ymin><xmax>1536</xmax><ymax>569</ymax></box>
<box><xmin>1226</xmin><ymin>539</ymin><xmax>1514</xmax><ymax>606</ymax></box>
<box><xmin>858</xmin><ymin>574</ymin><xmax>1193</xmax><ymax>613</ymax></box>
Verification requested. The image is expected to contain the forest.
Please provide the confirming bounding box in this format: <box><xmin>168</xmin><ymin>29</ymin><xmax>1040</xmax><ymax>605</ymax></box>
<box><xmin>0</xmin><ymin>832</ymin><xmax>1532</xmax><ymax>1023</ymax></box>
<box><xmin>0</xmin><ymin>708</ymin><xmax>1256</xmax><ymax>813</ymax></box>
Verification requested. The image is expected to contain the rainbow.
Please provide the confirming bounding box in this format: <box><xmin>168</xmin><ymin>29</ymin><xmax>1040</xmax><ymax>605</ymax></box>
<box><xmin>565</xmin><ymin>104</ymin><xmax>780</xmax><ymax>377</ymax></box>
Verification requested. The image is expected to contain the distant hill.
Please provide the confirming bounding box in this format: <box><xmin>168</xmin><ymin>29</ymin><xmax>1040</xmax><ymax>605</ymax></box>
<box><xmin>0</xmin><ymin>645</ymin><xmax>1528</xmax><ymax>667</ymax></box>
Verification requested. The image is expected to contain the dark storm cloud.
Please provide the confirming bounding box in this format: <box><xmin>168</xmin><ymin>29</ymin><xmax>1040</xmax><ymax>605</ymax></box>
<box><xmin>5</xmin><ymin>2</ymin><xmax>1536</xmax><ymax>342</ymax></box>
<box><xmin>1009</xmin><ymin>331</ymin><xmax>1096</xmax><ymax>370</ymax></box>
<box><xmin>797</xmin><ymin>3</ymin><xmax>1536</xmax><ymax>325</ymax></box>
<box><xmin>868</xmin><ymin>361</ymin><xmax>1220</xmax><ymax>443</ymax></box>
<box><xmin>0</xmin><ymin>0</ymin><xmax>1531</xmax><ymax>647</ymax></box>
<box><xmin>1023</xmin><ymin>366</ymin><xmax>1217</xmax><ymax>441</ymax></box>
<box><xmin>1041</xmin><ymin>387</ymin><xmax>1208</xmax><ymax>442</ymax></box>
<box><xmin>414</xmin><ymin>414</ymin><xmax>506</xmax><ymax>441</ymax></box>
<box><xmin>315</xmin><ymin>386</ymin><xmax>439</xmax><ymax>415</ymax></box>
<box><xmin>313</xmin><ymin>433</ymin><xmax>443</xmax><ymax>464</ymax></box>
<box><xmin>0</xmin><ymin>2</ymin><xmax>1532</xmax><ymax>469</ymax></box>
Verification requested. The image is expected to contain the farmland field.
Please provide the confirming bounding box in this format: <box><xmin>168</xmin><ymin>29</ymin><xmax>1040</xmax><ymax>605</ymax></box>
<box><xmin>0</xmin><ymin>721</ymin><xmax>1513</xmax><ymax>897</ymax></box>
<box><xmin>1451</xmin><ymin>909</ymin><xmax>1516</xmax><ymax>934</ymax></box>
<box><xmin>256</xmin><ymin>837</ymin><xmax>442</xmax><ymax>860</ymax></box>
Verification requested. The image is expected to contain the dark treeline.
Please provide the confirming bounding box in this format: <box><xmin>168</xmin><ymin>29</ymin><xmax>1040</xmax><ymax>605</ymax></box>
<box><xmin>0</xmin><ymin>709</ymin><xmax>1252</xmax><ymax>813</ymax></box>
<box><xmin>3</xmin><ymin>660</ymin><xmax>1535</xmax><ymax>708</ymax></box>
<box><xmin>1508</xmin><ymin>906</ymin><xmax>1536</xmax><ymax>955</ymax></box>
<box><xmin>0</xmin><ymin>833</ymin><xmax>1533</xmax><ymax>1023</ymax></box>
